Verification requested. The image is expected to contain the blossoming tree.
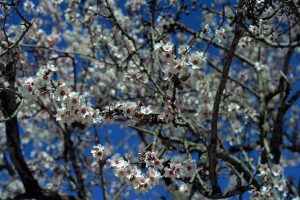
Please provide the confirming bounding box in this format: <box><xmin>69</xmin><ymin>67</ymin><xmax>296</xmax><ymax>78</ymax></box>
<box><xmin>1</xmin><ymin>0</ymin><xmax>300</xmax><ymax>199</ymax></box>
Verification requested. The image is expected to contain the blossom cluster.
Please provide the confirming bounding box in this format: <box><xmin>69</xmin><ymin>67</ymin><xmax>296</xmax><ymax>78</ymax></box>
<box><xmin>154</xmin><ymin>41</ymin><xmax>206</xmax><ymax>82</ymax></box>
<box><xmin>114</xmin><ymin>100</ymin><xmax>177</xmax><ymax>124</ymax></box>
<box><xmin>109</xmin><ymin>101</ymin><xmax>153</xmax><ymax>119</ymax></box>
<box><xmin>18</xmin><ymin>63</ymin><xmax>103</xmax><ymax>125</ymax></box>
<box><xmin>54</xmin><ymin>88</ymin><xmax>102</xmax><ymax>125</ymax></box>
<box><xmin>1</xmin><ymin>0</ymin><xmax>297</xmax><ymax>198</ymax></box>
<box><xmin>108</xmin><ymin>154</ymin><xmax>160</xmax><ymax>193</ymax></box>
<box><xmin>104</xmin><ymin>151</ymin><xmax>197</xmax><ymax>193</ymax></box>
<box><xmin>251</xmin><ymin>164</ymin><xmax>287</xmax><ymax>200</ymax></box>
<box><xmin>157</xmin><ymin>105</ymin><xmax>174</xmax><ymax>124</ymax></box>
<box><xmin>18</xmin><ymin>63</ymin><xmax>56</xmax><ymax>100</ymax></box>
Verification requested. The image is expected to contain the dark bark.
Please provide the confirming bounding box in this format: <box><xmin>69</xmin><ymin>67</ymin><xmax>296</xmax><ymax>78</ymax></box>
<box><xmin>0</xmin><ymin>62</ymin><xmax>79</xmax><ymax>200</ymax></box>
<box><xmin>208</xmin><ymin>1</ymin><xmax>244</xmax><ymax>194</ymax></box>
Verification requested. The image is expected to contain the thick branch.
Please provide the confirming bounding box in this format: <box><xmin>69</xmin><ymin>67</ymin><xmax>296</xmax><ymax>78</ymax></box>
<box><xmin>270</xmin><ymin>47</ymin><xmax>294</xmax><ymax>163</ymax></box>
<box><xmin>208</xmin><ymin>3</ymin><xmax>244</xmax><ymax>194</ymax></box>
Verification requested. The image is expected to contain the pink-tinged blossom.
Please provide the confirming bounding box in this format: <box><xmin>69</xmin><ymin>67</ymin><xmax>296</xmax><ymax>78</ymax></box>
<box><xmin>158</xmin><ymin>42</ymin><xmax>174</xmax><ymax>64</ymax></box>
<box><xmin>201</xmin><ymin>24</ymin><xmax>211</xmax><ymax>34</ymax></box>
<box><xmin>53</xmin><ymin>83</ymin><xmax>68</xmax><ymax>101</ymax></box>
<box><xmin>20</xmin><ymin>77</ymin><xmax>36</xmax><ymax>99</ymax></box>
<box><xmin>160</xmin><ymin>52</ymin><xmax>174</xmax><ymax>64</ymax></box>
<box><xmin>163</xmin><ymin>66</ymin><xmax>176</xmax><ymax>81</ymax></box>
<box><xmin>215</xmin><ymin>28</ymin><xmax>226</xmax><ymax>43</ymax></box>
<box><xmin>124</xmin><ymin>165</ymin><xmax>133</xmax><ymax>179</ymax></box>
<box><xmin>239</xmin><ymin>36</ymin><xmax>252</xmax><ymax>48</ymax></box>
<box><xmin>91</xmin><ymin>109</ymin><xmax>102</xmax><ymax>124</ymax></box>
<box><xmin>109</xmin><ymin>157</ymin><xmax>130</xmax><ymax>179</ymax></box>
<box><xmin>108</xmin><ymin>152</ymin><xmax>161</xmax><ymax>193</ymax></box>
<box><xmin>188</xmin><ymin>52</ymin><xmax>207</xmax><ymax>69</ymax></box>
<box><xmin>23</xmin><ymin>0</ymin><xmax>35</xmax><ymax>13</ymax></box>
<box><xmin>164</xmin><ymin>162</ymin><xmax>183</xmax><ymax>179</ymax></box>
<box><xmin>227</xmin><ymin>102</ymin><xmax>241</xmax><ymax>113</ymax></box>
<box><xmin>158</xmin><ymin>106</ymin><xmax>173</xmax><ymax>123</ymax></box>
<box><xmin>267</xmin><ymin>189</ymin><xmax>277</xmax><ymax>199</ymax></box>
<box><xmin>272</xmin><ymin>165</ymin><xmax>283</xmax><ymax>177</ymax></box>
<box><xmin>19</xmin><ymin>63</ymin><xmax>103</xmax><ymax>125</ymax></box>
<box><xmin>172</xmin><ymin>60</ymin><xmax>186</xmax><ymax>75</ymax></box>
<box><xmin>109</xmin><ymin>155</ymin><xmax>127</xmax><ymax>169</ymax></box>
<box><xmin>274</xmin><ymin>179</ymin><xmax>286</xmax><ymax>192</ymax></box>
<box><xmin>123</xmin><ymin>102</ymin><xmax>138</xmax><ymax>118</ymax></box>
<box><xmin>36</xmin><ymin>63</ymin><xmax>56</xmax><ymax>86</ymax></box>
<box><xmin>108</xmin><ymin>151</ymin><xmax>204</xmax><ymax>194</ymax></box>
<box><xmin>162</xmin><ymin>42</ymin><xmax>173</xmax><ymax>52</ymax></box>
<box><xmin>140</xmin><ymin>105</ymin><xmax>152</xmax><ymax>115</ymax></box>
<box><xmin>91</xmin><ymin>144</ymin><xmax>106</xmax><ymax>161</ymax></box>
<box><xmin>152</xmin><ymin>158</ymin><xmax>164</xmax><ymax>170</ymax></box>
<box><xmin>144</xmin><ymin>151</ymin><xmax>158</xmax><ymax>167</ymax></box>
<box><xmin>251</xmin><ymin>162</ymin><xmax>288</xmax><ymax>199</ymax></box>
<box><xmin>147</xmin><ymin>168</ymin><xmax>161</xmax><ymax>185</ymax></box>
<box><xmin>65</xmin><ymin>92</ymin><xmax>82</xmax><ymax>109</ymax></box>
<box><xmin>19</xmin><ymin>64</ymin><xmax>56</xmax><ymax>98</ymax></box>
<box><xmin>78</xmin><ymin>104</ymin><xmax>90</xmax><ymax>120</ymax></box>
<box><xmin>144</xmin><ymin>151</ymin><xmax>164</xmax><ymax>170</ymax></box>
<box><xmin>182</xmin><ymin>159</ymin><xmax>197</xmax><ymax>178</ymax></box>
<box><xmin>134</xmin><ymin>177</ymin><xmax>151</xmax><ymax>193</ymax></box>
<box><xmin>258</xmin><ymin>164</ymin><xmax>270</xmax><ymax>176</ymax></box>
<box><xmin>129</xmin><ymin>166</ymin><xmax>143</xmax><ymax>182</ymax></box>
<box><xmin>55</xmin><ymin>106</ymin><xmax>67</xmax><ymax>121</ymax></box>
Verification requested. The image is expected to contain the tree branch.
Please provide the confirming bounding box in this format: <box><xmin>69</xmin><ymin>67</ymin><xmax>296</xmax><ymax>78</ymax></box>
<box><xmin>208</xmin><ymin>1</ymin><xmax>244</xmax><ymax>194</ymax></box>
